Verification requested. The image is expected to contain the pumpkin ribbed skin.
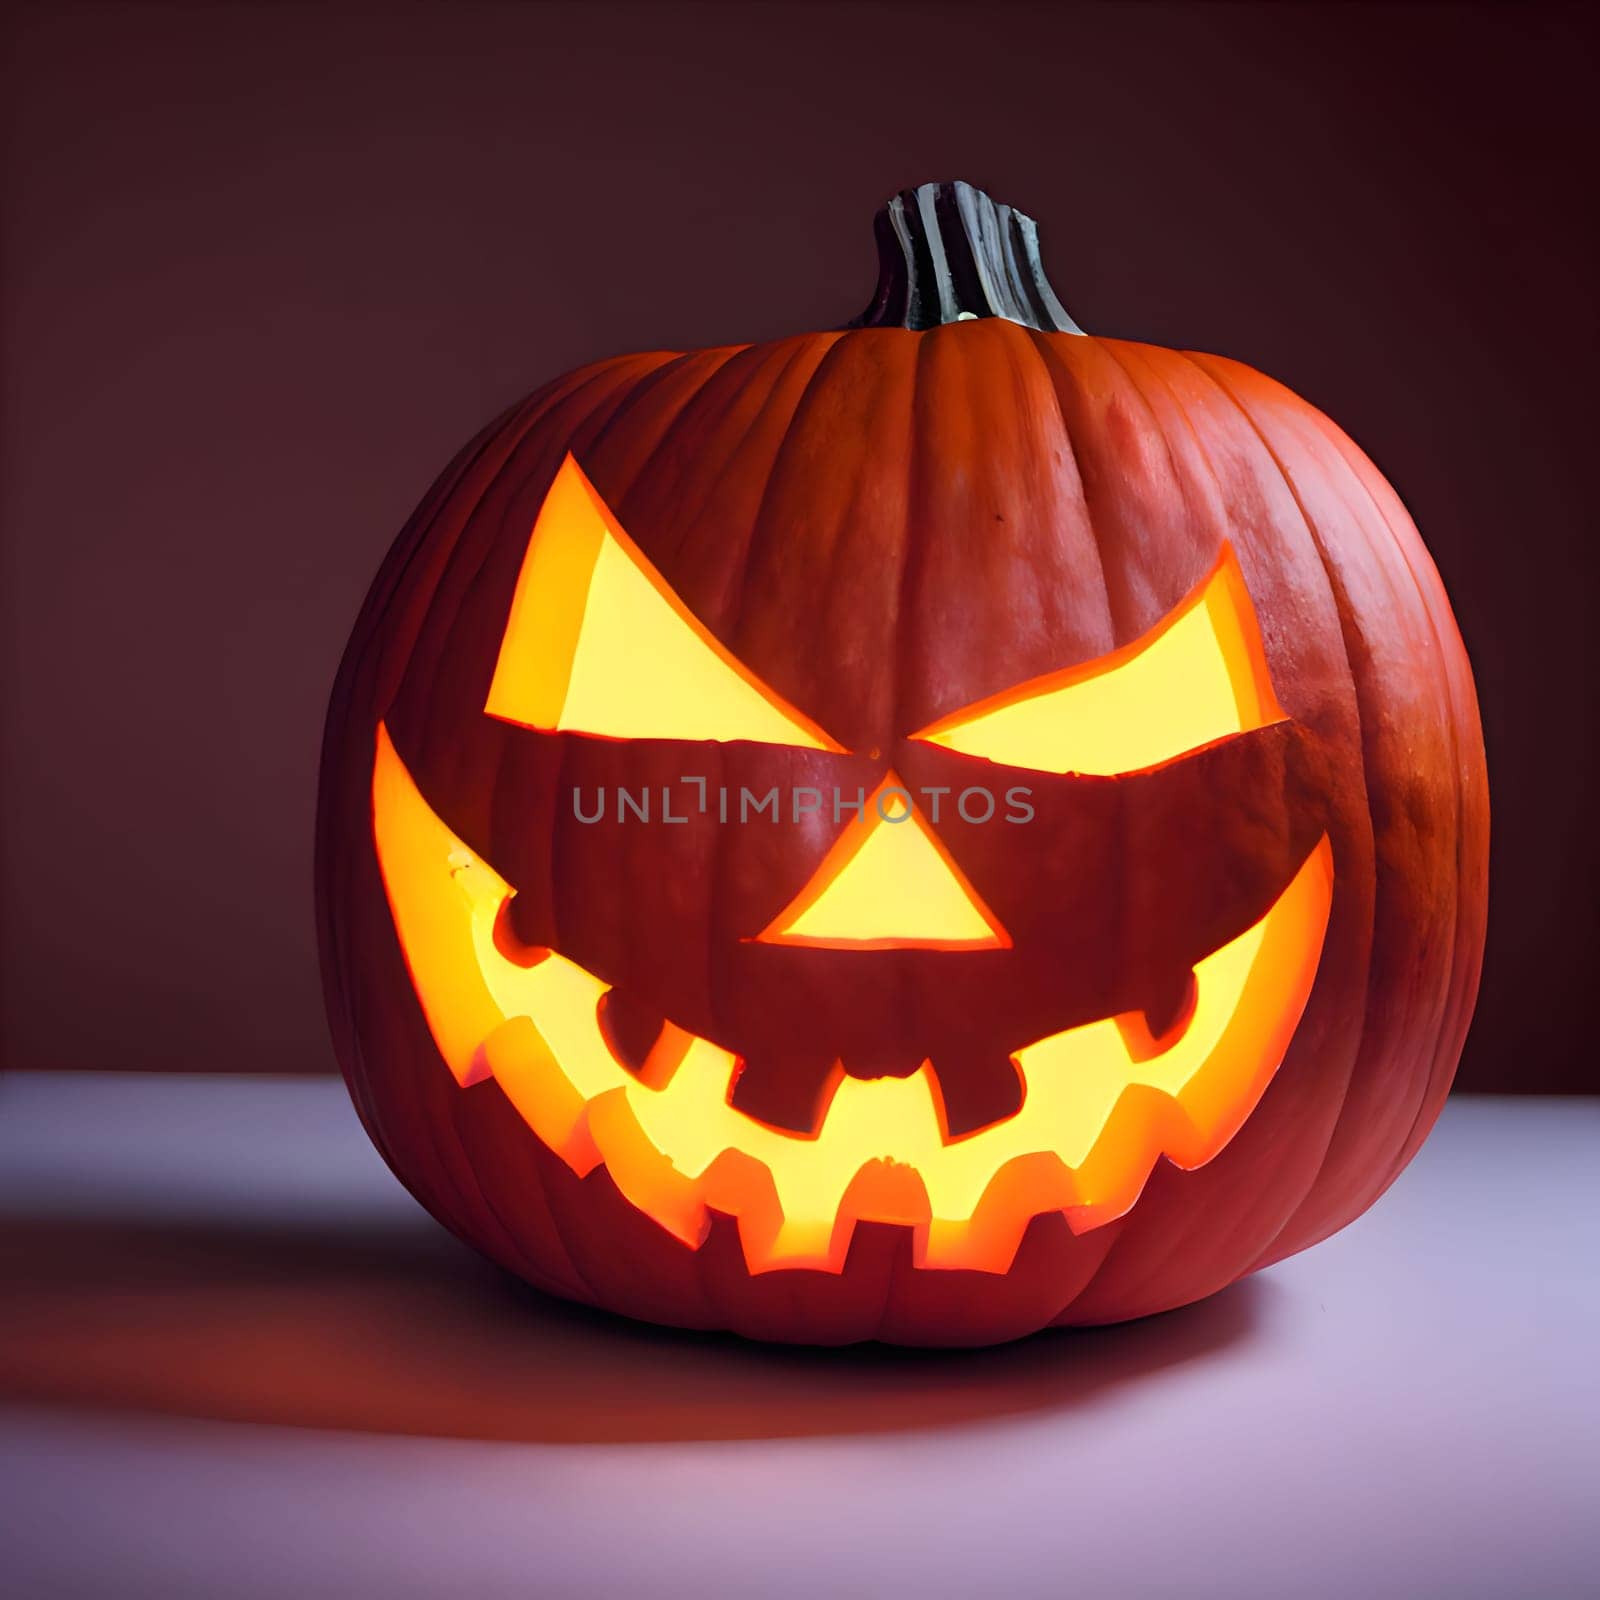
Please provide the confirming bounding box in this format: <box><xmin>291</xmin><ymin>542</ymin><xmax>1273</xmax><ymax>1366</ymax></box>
<box><xmin>317</xmin><ymin>320</ymin><xmax>1487</xmax><ymax>1345</ymax></box>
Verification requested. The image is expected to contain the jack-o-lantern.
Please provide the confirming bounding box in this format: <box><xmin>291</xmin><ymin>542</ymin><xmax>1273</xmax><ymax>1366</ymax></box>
<box><xmin>317</xmin><ymin>181</ymin><xmax>1488</xmax><ymax>1346</ymax></box>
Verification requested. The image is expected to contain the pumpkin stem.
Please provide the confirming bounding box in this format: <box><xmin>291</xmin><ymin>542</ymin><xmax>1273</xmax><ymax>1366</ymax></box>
<box><xmin>849</xmin><ymin>180</ymin><xmax>1083</xmax><ymax>333</ymax></box>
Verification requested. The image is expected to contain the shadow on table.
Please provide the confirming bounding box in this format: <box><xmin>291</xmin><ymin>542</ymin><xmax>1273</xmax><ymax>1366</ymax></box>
<box><xmin>0</xmin><ymin>1213</ymin><xmax>1274</xmax><ymax>1443</ymax></box>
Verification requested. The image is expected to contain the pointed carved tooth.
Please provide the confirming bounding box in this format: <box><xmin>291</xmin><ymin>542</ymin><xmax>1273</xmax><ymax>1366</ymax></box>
<box><xmin>728</xmin><ymin>1046</ymin><xmax>845</xmax><ymax>1134</ymax></box>
<box><xmin>925</xmin><ymin>1150</ymin><xmax>1077</xmax><ymax>1271</ymax></box>
<box><xmin>595</xmin><ymin>988</ymin><xmax>667</xmax><ymax>1077</ymax></box>
<box><xmin>1116</xmin><ymin>969</ymin><xmax>1199</xmax><ymax>1061</ymax></box>
<box><xmin>930</xmin><ymin>1047</ymin><xmax>1026</xmax><ymax>1139</ymax></box>
<box><xmin>636</xmin><ymin>1020</ymin><xmax>699</xmax><ymax>1091</ymax></box>
<box><xmin>491</xmin><ymin>899</ymin><xmax>551</xmax><ymax>969</ymax></box>
<box><xmin>481</xmin><ymin>1015</ymin><xmax>601</xmax><ymax>1174</ymax></box>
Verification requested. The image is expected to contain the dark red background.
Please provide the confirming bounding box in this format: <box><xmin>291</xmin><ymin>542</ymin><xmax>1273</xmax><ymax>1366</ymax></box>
<box><xmin>1</xmin><ymin>1</ymin><xmax>1592</xmax><ymax>1090</ymax></box>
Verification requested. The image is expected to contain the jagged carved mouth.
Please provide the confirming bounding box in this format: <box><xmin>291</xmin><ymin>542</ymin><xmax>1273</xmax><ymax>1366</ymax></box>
<box><xmin>372</xmin><ymin>724</ymin><xmax>1333</xmax><ymax>1275</ymax></box>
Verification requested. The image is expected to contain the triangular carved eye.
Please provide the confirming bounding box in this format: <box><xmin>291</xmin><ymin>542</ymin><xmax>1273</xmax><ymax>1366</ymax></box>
<box><xmin>911</xmin><ymin>544</ymin><xmax>1285</xmax><ymax>777</ymax></box>
<box><xmin>486</xmin><ymin>455</ymin><xmax>842</xmax><ymax>750</ymax></box>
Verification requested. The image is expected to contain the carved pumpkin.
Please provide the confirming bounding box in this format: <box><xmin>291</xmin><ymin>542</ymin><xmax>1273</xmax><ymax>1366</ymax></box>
<box><xmin>317</xmin><ymin>181</ymin><xmax>1488</xmax><ymax>1345</ymax></box>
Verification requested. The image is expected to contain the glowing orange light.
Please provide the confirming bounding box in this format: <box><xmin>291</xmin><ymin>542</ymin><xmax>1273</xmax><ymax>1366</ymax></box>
<box><xmin>372</xmin><ymin>725</ymin><xmax>1332</xmax><ymax>1275</ymax></box>
<box><xmin>485</xmin><ymin>454</ymin><xmax>841</xmax><ymax>750</ymax></box>
<box><xmin>755</xmin><ymin>775</ymin><xmax>1010</xmax><ymax>950</ymax></box>
<box><xmin>913</xmin><ymin>544</ymin><xmax>1285</xmax><ymax>776</ymax></box>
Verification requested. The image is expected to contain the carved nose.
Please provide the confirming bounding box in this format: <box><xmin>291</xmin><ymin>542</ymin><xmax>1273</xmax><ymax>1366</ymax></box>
<box><xmin>754</xmin><ymin>775</ymin><xmax>1010</xmax><ymax>951</ymax></box>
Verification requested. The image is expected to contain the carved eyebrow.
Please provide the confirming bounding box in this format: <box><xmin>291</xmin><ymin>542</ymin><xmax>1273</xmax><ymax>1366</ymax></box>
<box><xmin>485</xmin><ymin>454</ymin><xmax>843</xmax><ymax>751</ymax></box>
<box><xmin>910</xmin><ymin>545</ymin><xmax>1286</xmax><ymax>777</ymax></box>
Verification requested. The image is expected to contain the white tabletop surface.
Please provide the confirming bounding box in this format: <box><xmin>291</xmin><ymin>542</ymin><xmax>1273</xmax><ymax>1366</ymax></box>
<box><xmin>1</xmin><ymin>1072</ymin><xmax>1596</xmax><ymax>1599</ymax></box>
